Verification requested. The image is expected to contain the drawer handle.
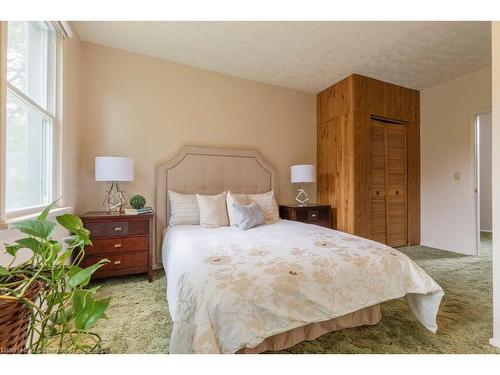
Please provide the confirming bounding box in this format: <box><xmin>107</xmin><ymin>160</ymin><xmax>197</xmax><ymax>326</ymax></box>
<box><xmin>311</xmin><ymin>214</ymin><xmax>317</xmax><ymax>218</ymax></box>
<box><xmin>396</xmin><ymin>191</ymin><xmax>399</xmax><ymax>195</ymax></box>
<box><xmin>114</xmin><ymin>227</ymin><xmax>122</xmax><ymax>231</ymax></box>
<box><xmin>114</xmin><ymin>243</ymin><xmax>122</xmax><ymax>248</ymax></box>
<box><xmin>113</xmin><ymin>260</ymin><xmax>122</xmax><ymax>265</ymax></box>
<box><xmin>376</xmin><ymin>190</ymin><xmax>380</xmax><ymax>195</ymax></box>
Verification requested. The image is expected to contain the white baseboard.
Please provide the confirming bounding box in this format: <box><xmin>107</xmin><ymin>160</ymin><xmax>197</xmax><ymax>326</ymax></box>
<box><xmin>490</xmin><ymin>337</ymin><xmax>500</xmax><ymax>348</ymax></box>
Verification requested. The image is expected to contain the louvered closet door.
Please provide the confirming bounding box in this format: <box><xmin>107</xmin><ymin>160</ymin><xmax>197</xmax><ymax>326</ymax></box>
<box><xmin>385</xmin><ymin>126</ymin><xmax>408</xmax><ymax>247</ymax></box>
<box><xmin>368</xmin><ymin>123</ymin><xmax>387</xmax><ymax>243</ymax></box>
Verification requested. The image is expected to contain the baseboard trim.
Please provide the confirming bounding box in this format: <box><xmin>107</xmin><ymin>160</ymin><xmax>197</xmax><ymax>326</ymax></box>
<box><xmin>489</xmin><ymin>337</ymin><xmax>500</xmax><ymax>348</ymax></box>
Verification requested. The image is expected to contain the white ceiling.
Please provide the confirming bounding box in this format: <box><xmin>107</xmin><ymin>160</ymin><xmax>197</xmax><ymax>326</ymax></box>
<box><xmin>74</xmin><ymin>21</ymin><xmax>491</xmax><ymax>93</ymax></box>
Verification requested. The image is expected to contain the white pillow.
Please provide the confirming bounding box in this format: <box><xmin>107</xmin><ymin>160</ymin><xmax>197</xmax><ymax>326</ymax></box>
<box><xmin>196</xmin><ymin>192</ymin><xmax>229</xmax><ymax>228</ymax></box>
<box><xmin>227</xmin><ymin>191</ymin><xmax>250</xmax><ymax>226</ymax></box>
<box><xmin>247</xmin><ymin>191</ymin><xmax>280</xmax><ymax>224</ymax></box>
<box><xmin>168</xmin><ymin>190</ymin><xmax>199</xmax><ymax>225</ymax></box>
<box><xmin>232</xmin><ymin>203</ymin><xmax>265</xmax><ymax>230</ymax></box>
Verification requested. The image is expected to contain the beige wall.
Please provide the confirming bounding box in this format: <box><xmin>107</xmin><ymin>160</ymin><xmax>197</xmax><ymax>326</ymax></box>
<box><xmin>479</xmin><ymin>112</ymin><xmax>492</xmax><ymax>232</ymax></box>
<box><xmin>490</xmin><ymin>21</ymin><xmax>500</xmax><ymax>349</ymax></box>
<box><xmin>421</xmin><ymin>66</ymin><xmax>492</xmax><ymax>255</ymax></box>
<box><xmin>60</xmin><ymin>26</ymin><xmax>82</xmax><ymax>210</ymax></box>
<box><xmin>78</xmin><ymin>42</ymin><xmax>316</xmax><ymax>214</ymax></box>
<box><xmin>0</xmin><ymin>24</ymin><xmax>82</xmax><ymax>265</ymax></box>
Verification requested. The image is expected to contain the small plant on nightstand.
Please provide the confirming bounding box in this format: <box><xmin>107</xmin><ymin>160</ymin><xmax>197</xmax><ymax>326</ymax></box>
<box><xmin>129</xmin><ymin>194</ymin><xmax>146</xmax><ymax>209</ymax></box>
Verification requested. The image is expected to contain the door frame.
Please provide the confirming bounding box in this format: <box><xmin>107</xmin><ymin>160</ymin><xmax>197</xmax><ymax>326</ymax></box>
<box><xmin>470</xmin><ymin>109</ymin><xmax>492</xmax><ymax>256</ymax></box>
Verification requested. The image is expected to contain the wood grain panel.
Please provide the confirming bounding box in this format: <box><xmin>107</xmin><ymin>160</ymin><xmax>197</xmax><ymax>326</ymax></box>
<box><xmin>317</xmin><ymin>120</ymin><xmax>333</xmax><ymax>207</ymax></box>
<box><xmin>317</xmin><ymin>73</ymin><xmax>419</xmax><ymax>246</ymax></box>
<box><xmin>351</xmin><ymin>74</ymin><xmax>419</xmax><ymax>123</ymax></box>
<box><xmin>83</xmin><ymin>252</ymin><xmax>148</xmax><ymax>278</ymax></box>
<box><xmin>368</xmin><ymin>123</ymin><xmax>387</xmax><ymax>243</ymax></box>
<box><xmin>406</xmin><ymin>90</ymin><xmax>420</xmax><ymax>245</ymax></box>
<box><xmin>341</xmin><ymin>112</ymin><xmax>356</xmax><ymax>234</ymax></box>
<box><xmin>80</xmin><ymin>212</ymin><xmax>154</xmax><ymax>282</ymax></box>
<box><xmin>317</xmin><ymin>113</ymin><xmax>356</xmax><ymax>234</ymax></box>
<box><xmin>386</xmin><ymin>197</ymin><xmax>407</xmax><ymax>247</ymax></box>
<box><xmin>82</xmin><ymin>252</ymin><xmax>148</xmax><ymax>272</ymax></box>
<box><xmin>353</xmin><ymin>111</ymin><xmax>370</xmax><ymax>238</ymax></box>
<box><xmin>84</xmin><ymin>235</ymin><xmax>149</xmax><ymax>256</ymax></box>
<box><xmin>385</xmin><ymin>126</ymin><xmax>408</xmax><ymax>247</ymax></box>
<box><xmin>317</xmin><ymin>76</ymin><xmax>353</xmax><ymax>123</ymax></box>
<box><xmin>279</xmin><ymin>205</ymin><xmax>332</xmax><ymax>229</ymax></box>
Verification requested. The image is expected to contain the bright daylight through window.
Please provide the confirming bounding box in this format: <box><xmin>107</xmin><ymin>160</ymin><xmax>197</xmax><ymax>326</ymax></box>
<box><xmin>5</xmin><ymin>21</ymin><xmax>57</xmax><ymax>215</ymax></box>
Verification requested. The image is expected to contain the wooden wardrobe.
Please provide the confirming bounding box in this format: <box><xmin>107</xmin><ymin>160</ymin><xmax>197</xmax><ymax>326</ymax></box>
<box><xmin>317</xmin><ymin>74</ymin><xmax>420</xmax><ymax>247</ymax></box>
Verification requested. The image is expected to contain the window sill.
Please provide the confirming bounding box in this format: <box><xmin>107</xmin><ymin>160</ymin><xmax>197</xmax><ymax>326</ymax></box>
<box><xmin>0</xmin><ymin>206</ymin><xmax>74</xmax><ymax>230</ymax></box>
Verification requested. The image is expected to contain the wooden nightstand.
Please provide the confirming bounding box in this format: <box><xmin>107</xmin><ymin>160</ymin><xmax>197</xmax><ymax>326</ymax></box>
<box><xmin>80</xmin><ymin>212</ymin><xmax>154</xmax><ymax>282</ymax></box>
<box><xmin>279</xmin><ymin>204</ymin><xmax>335</xmax><ymax>229</ymax></box>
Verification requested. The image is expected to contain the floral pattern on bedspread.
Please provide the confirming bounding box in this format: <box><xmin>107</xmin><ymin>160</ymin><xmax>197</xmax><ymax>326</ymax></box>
<box><xmin>163</xmin><ymin>221</ymin><xmax>444</xmax><ymax>353</ymax></box>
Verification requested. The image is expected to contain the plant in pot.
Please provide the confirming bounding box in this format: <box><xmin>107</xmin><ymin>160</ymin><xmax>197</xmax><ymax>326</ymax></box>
<box><xmin>0</xmin><ymin>202</ymin><xmax>110</xmax><ymax>354</ymax></box>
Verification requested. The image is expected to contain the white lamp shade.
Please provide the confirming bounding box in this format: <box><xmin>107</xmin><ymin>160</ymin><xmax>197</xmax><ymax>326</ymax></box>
<box><xmin>291</xmin><ymin>164</ymin><xmax>316</xmax><ymax>183</ymax></box>
<box><xmin>95</xmin><ymin>157</ymin><xmax>134</xmax><ymax>182</ymax></box>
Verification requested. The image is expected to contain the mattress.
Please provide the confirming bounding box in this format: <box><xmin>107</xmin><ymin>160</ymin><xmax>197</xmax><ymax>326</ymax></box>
<box><xmin>162</xmin><ymin>220</ymin><xmax>444</xmax><ymax>353</ymax></box>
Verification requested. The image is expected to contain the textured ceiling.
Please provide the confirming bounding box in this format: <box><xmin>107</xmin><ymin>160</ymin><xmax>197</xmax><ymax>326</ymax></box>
<box><xmin>73</xmin><ymin>21</ymin><xmax>491</xmax><ymax>93</ymax></box>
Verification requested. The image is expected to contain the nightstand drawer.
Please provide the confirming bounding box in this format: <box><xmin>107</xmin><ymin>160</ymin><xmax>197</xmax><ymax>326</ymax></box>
<box><xmin>106</xmin><ymin>221</ymin><xmax>129</xmax><ymax>236</ymax></box>
<box><xmin>83</xmin><ymin>252</ymin><xmax>148</xmax><ymax>273</ymax></box>
<box><xmin>84</xmin><ymin>221</ymin><xmax>130</xmax><ymax>238</ymax></box>
<box><xmin>279</xmin><ymin>204</ymin><xmax>334</xmax><ymax>229</ymax></box>
<box><xmin>307</xmin><ymin>209</ymin><xmax>319</xmax><ymax>221</ymax></box>
<box><xmin>85</xmin><ymin>236</ymin><xmax>149</xmax><ymax>256</ymax></box>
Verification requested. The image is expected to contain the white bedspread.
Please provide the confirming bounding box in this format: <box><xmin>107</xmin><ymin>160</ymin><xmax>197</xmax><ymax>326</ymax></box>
<box><xmin>162</xmin><ymin>220</ymin><xmax>444</xmax><ymax>353</ymax></box>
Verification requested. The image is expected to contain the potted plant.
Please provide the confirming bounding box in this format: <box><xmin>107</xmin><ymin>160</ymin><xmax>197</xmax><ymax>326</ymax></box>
<box><xmin>0</xmin><ymin>202</ymin><xmax>110</xmax><ymax>354</ymax></box>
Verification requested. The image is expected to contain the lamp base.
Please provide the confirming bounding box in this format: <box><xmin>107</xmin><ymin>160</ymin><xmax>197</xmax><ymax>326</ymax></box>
<box><xmin>295</xmin><ymin>188</ymin><xmax>310</xmax><ymax>207</ymax></box>
<box><xmin>103</xmin><ymin>181</ymin><xmax>127</xmax><ymax>213</ymax></box>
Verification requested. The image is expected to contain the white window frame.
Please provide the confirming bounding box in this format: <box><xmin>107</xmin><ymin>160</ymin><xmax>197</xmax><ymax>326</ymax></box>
<box><xmin>0</xmin><ymin>21</ymin><xmax>63</xmax><ymax>226</ymax></box>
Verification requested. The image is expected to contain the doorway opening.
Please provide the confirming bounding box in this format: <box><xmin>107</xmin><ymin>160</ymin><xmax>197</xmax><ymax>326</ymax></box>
<box><xmin>474</xmin><ymin>111</ymin><xmax>492</xmax><ymax>256</ymax></box>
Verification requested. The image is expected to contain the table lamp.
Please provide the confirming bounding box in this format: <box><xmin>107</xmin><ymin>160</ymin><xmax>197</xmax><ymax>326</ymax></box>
<box><xmin>291</xmin><ymin>164</ymin><xmax>316</xmax><ymax>206</ymax></box>
<box><xmin>95</xmin><ymin>156</ymin><xmax>134</xmax><ymax>213</ymax></box>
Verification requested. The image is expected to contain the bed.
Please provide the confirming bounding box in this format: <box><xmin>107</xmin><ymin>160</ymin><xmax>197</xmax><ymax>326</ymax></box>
<box><xmin>155</xmin><ymin>146</ymin><xmax>444</xmax><ymax>354</ymax></box>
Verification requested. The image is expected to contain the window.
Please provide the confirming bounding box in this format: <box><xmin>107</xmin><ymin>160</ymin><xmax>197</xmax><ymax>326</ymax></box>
<box><xmin>5</xmin><ymin>21</ymin><xmax>58</xmax><ymax>216</ymax></box>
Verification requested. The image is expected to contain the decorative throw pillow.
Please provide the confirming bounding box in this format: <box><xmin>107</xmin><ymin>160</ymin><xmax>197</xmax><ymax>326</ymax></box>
<box><xmin>168</xmin><ymin>190</ymin><xmax>199</xmax><ymax>225</ymax></box>
<box><xmin>196</xmin><ymin>192</ymin><xmax>229</xmax><ymax>228</ymax></box>
<box><xmin>226</xmin><ymin>191</ymin><xmax>250</xmax><ymax>226</ymax></box>
<box><xmin>246</xmin><ymin>191</ymin><xmax>280</xmax><ymax>223</ymax></box>
<box><xmin>232</xmin><ymin>203</ymin><xmax>265</xmax><ymax>231</ymax></box>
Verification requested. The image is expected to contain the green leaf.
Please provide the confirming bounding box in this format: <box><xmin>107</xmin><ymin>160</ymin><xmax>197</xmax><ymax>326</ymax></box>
<box><xmin>5</xmin><ymin>244</ymin><xmax>22</xmax><ymax>257</ymax></box>
<box><xmin>0</xmin><ymin>265</ymin><xmax>10</xmax><ymax>276</ymax></box>
<box><xmin>68</xmin><ymin>265</ymin><xmax>83</xmax><ymax>278</ymax></box>
<box><xmin>49</xmin><ymin>241</ymin><xmax>62</xmax><ymax>256</ymax></box>
<box><xmin>45</xmin><ymin>241</ymin><xmax>62</xmax><ymax>264</ymax></box>
<box><xmin>15</xmin><ymin>238</ymin><xmax>42</xmax><ymax>253</ymax></box>
<box><xmin>82</xmin><ymin>297</ymin><xmax>110</xmax><ymax>330</ymax></box>
<box><xmin>73</xmin><ymin>292</ymin><xmax>110</xmax><ymax>331</ymax></box>
<box><xmin>86</xmin><ymin>285</ymin><xmax>102</xmax><ymax>294</ymax></box>
<box><xmin>48</xmin><ymin>306</ymin><xmax>74</xmax><ymax>325</ymax></box>
<box><xmin>72</xmin><ymin>289</ymin><xmax>87</xmax><ymax>313</ymax></box>
<box><xmin>57</xmin><ymin>249</ymin><xmax>72</xmax><ymax>264</ymax></box>
<box><xmin>37</xmin><ymin>199</ymin><xmax>60</xmax><ymax>222</ymax></box>
<box><xmin>56</xmin><ymin>214</ymin><xmax>84</xmax><ymax>232</ymax></box>
<box><xmin>68</xmin><ymin>260</ymin><xmax>109</xmax><ymax>289</ymax></box>
<box><xmin>10</xmin><ymin>220</ymin><xmax>56</xmax><ymax>239</ymax></box>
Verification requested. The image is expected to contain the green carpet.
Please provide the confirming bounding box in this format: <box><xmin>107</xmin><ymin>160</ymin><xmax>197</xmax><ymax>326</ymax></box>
<box><xmin>93</xmin><ymin>232</ymin><xmax>499</xmax><ymax>354</ymax></box>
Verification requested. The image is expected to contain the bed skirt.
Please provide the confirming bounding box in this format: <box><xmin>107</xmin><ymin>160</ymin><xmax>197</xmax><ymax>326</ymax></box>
<box><xmin>237</xmin><ymin>304</ymin><xmax>381</xmax><ymax>354</ymax></box>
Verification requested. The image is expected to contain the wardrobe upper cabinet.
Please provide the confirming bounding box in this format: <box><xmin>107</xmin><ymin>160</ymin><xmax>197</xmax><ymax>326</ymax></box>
<box><xmin>317</xmin><ymin>74</ymin><xmax>420</xmax><ymax>247</ymax></box>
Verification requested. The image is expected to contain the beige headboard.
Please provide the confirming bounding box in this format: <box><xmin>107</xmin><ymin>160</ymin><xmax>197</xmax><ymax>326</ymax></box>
<box><xmin>154</xmin><ymin>145</ymin><xmax>278</xmax><ymax>268</ymax></box>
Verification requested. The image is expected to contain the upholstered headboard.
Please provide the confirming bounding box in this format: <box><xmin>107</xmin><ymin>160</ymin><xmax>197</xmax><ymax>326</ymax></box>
<box><xmin>154</xmin><ymin>145</ymin><xmax>278</xmax><ymax>268</ymax></box>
